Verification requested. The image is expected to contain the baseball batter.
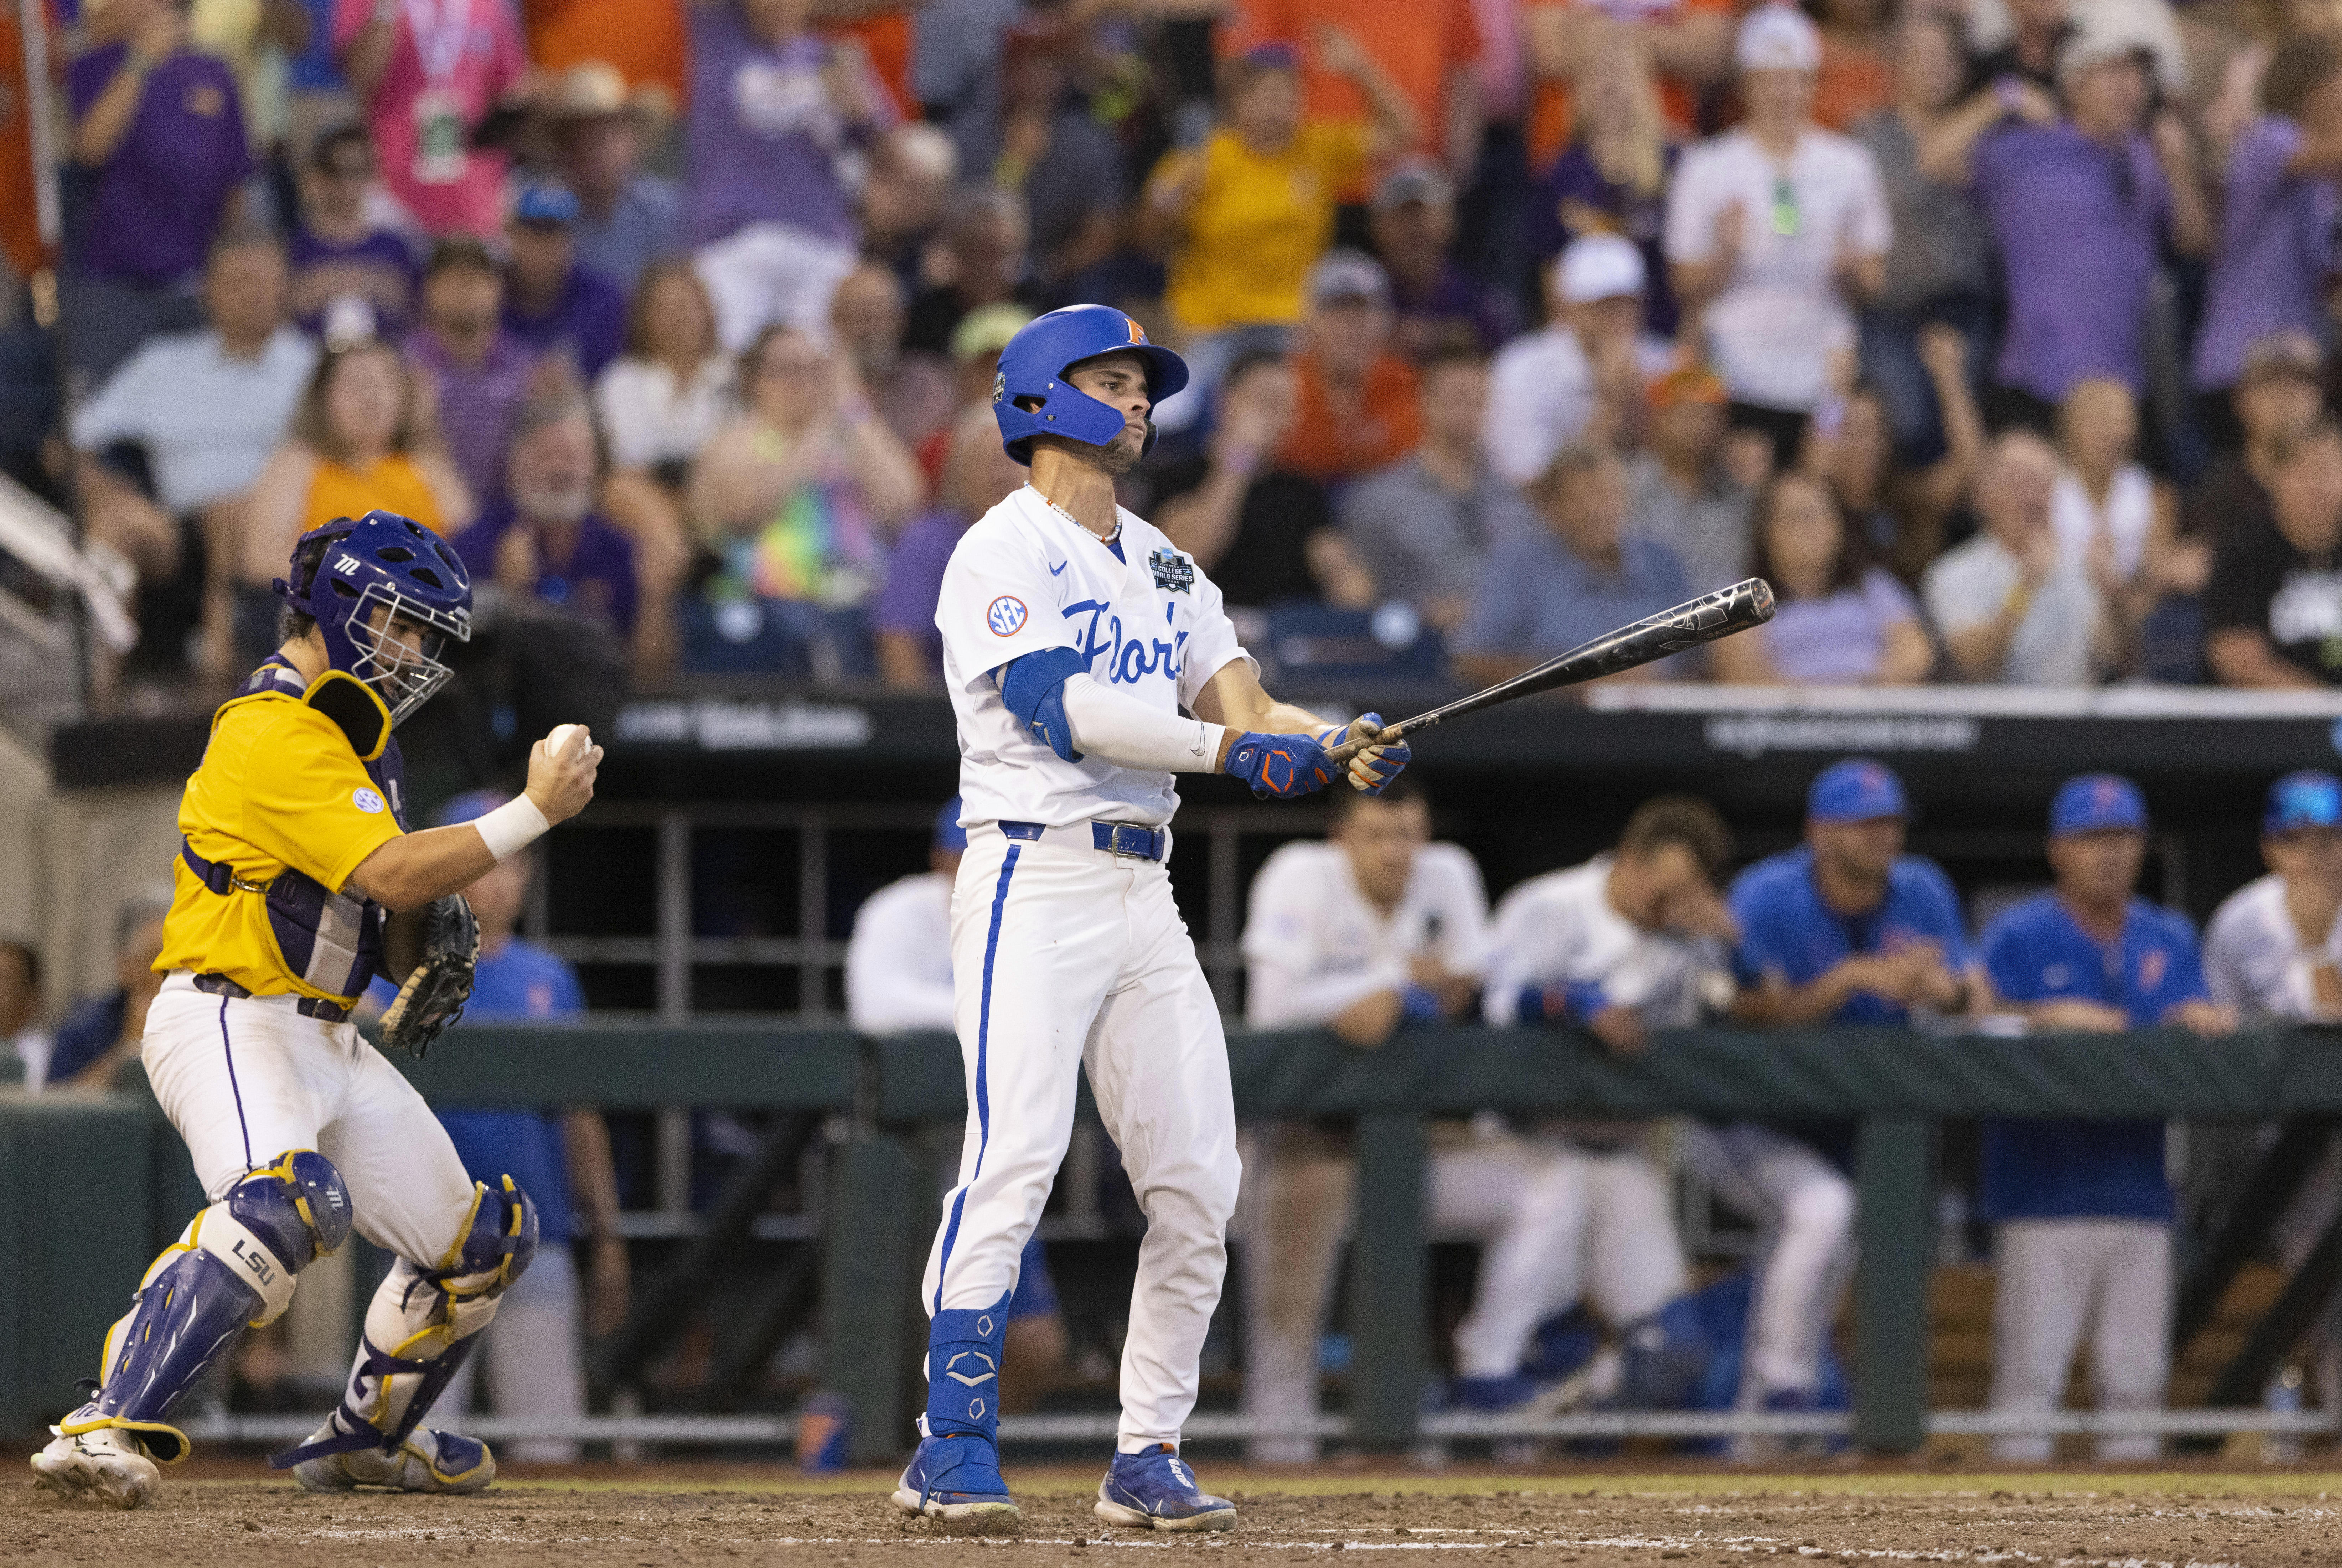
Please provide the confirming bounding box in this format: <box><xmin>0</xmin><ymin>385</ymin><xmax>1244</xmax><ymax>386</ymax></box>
<box><xmin>893</xmin><ymin>305</ymin><xmax>1404</xmax><ymax>1535</ymax></box>
<box><xmin>29</xmin><ymin>510</ymin><xmax>599</xmax><ymax>1509</ymax></box>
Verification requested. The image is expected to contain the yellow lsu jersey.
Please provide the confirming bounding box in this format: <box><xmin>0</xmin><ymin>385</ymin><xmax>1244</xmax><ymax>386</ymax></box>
<box><xmin>157</xmin><ymin>666</ymin><xmax>408</xmax><ymax>1002</ymax></box>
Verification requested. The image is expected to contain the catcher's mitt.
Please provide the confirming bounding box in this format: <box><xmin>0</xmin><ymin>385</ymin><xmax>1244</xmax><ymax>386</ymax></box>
<box><xmin>378</xmin><ymin>894</ymin><xmax>479</xmax><ymax>1057</ymax></box>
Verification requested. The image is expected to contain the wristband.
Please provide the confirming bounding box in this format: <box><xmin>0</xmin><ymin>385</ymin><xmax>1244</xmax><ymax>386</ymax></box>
<box><xmin>474</xmin><ymin>794</ymin><xmax>552</xmax><ymax>864</ymax></box>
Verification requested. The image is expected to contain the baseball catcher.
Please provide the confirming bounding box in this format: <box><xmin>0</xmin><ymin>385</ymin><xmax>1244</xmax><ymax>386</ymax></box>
<box><xmin>30</xmin><ymin>509</ymin><xmax>599</xmax><ymax>1509</ymax></box>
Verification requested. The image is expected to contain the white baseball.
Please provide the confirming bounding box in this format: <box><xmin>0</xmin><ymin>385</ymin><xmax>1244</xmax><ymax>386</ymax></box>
<box><xmin>546</xmin><ymin>724</ymin><xmax>590</xmax><ymax>760</ymax></box>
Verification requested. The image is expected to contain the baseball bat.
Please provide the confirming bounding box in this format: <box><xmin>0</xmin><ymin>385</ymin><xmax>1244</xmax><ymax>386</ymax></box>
<box><xmin>1324</xmin><ymin>577</ymin><xmax>1776</xmax><ymax>765</ymax></box>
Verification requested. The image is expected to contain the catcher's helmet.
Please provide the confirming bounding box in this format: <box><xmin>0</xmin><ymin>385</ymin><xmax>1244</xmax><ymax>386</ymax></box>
<box><xmin>274</xmin><ymin>509</ymin><xmax>472</xmax><ymax>727</ymax></box>
<box><xmin>992</xmin><ymin>304</ymin><xmax>1189</xmax><ymax>466</ymax></box>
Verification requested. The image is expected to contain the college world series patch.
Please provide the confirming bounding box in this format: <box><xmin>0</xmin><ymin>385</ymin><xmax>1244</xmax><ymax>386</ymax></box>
<box><xmin>1148</xmin><ymin>548</ymin><xmax>1194</xmax><ymax>594</ymax></box>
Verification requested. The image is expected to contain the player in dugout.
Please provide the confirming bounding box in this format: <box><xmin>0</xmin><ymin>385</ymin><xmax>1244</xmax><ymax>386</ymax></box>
<box><xmin>29</xmin><ymin>509</ymin><xmax>599</xmax><ymax>1509</ymax></box>
<box><xmin>1712</xmin><ymin>758</ymin><xmax>1978</xmax><ymax>1442</ymax></box>
<box><xmin>1978</xmin><ymin>774</ymin><xmax>2235</xmax><ymax>1463</ymax></box>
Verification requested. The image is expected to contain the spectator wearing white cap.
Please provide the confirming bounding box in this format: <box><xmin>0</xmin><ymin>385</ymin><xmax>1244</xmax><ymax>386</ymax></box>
<box><xmin>1948</xmin><ymin>26</ymin><xmax>2211</xmax><ymax>429</ymax></box>
<box><xmin>1483</xmin><ymin>233</ymin><xmax>1672</xmax><ymax>491</ymax></box>
<box><xmin>1664</xmin><ymin>3</ymin><xmax>1893</xmax><ymax>469</ymax></box>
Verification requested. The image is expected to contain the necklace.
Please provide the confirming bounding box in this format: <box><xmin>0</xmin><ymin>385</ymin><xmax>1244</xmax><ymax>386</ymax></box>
<box><xmin>1031</xmin><ymin>483</ymin><xmax>1121</xmax><ymax>547</ymax></box>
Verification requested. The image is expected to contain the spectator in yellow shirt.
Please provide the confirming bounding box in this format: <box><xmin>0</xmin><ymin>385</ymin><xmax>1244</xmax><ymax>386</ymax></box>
<box><xmin>1139</xmin><ymin>36</ymin><xmax>1417</xmax><ymax>433</ymax></box>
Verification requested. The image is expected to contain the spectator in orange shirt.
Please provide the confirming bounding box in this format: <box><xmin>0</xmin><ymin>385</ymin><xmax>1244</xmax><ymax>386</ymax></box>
<box><xmin>1521</xmin><ymin>0</ymin><xmax>1734</xmax><ymax>173</ymax></box>
<box><xmin>1276</xmin><ymin>251</ymin><xmax>1425</xmax><ymax>484</ymax></box>
<box><xmin>522</xmin><ymin>0</ymin><xmax>688</xmax><ymax>110</ymax></box>
<box><xmin>1813</xmin><ymin>0</ymin><xmax>1894</xmax><ymax>130</ymax></box>
<box><xmin>1220</xmin><ymin>0</ymin><xmax>1487</xmax><ymax>179</ymax></box>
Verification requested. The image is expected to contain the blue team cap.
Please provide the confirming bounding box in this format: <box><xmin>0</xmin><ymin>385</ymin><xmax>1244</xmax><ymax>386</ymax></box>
<box><xmin>2050</xmin><ymin>773</ymin><xmax>2147</xmax><ymax>837</ymax></box>
<box><xmin>436</xmin><ymin>789</ymin><xmax>512</xmax><ymax>828</ymax></box>
<box><xmin>2265</xmin><ymin>770</ymin><xmax>2342</xmax><ymax>834</ymax></box>
<box><xmin>1807</xmin><ymin>759</ymin><xmax>1907</xmax><ymax>823</ymax></box>
<box><xmin>934</xmin><ymin>798</ymin><xmax>969</xmax><ymax>854</ymax></box>
<box><xmin>513</xmin><ymin>184</ymin><xmax>580</xmax><ymax>227</ymax></box>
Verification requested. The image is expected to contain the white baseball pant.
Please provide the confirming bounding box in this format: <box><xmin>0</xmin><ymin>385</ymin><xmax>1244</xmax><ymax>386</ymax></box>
<box><xmin>921</xmin><ymin>826</ymin><xmax>1242</xmax><ymax>1454</ymax></box>
<box><xmin>436</xmin><ymin>1246</ymin><xmax>586</xmax><ymax>1464</ymax></box>
<box><xmin>141</xmin><ymin>974</ymin><xmax>479</xmax><ymax>1262</ymax></box>
<box><xmin>1682</xmin><ymin>1121</ymin><xmax>1856</xmax><ymax>1403</ymax></box>
<box><xmin>1987</xmin><ymin>1218</ymin><xmax>2172</xmax><ymax>1463</ymax></box>
<box><xmin>1239</xmin><ymin>1123</ymin><xmax>1686</xmax><ymax>1463</ymax></box>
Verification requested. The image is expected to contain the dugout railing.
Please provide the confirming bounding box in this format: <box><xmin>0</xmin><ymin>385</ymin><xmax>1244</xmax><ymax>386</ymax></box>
<box><xmin>9</xmin><ymin>1022</ymin><xmax>2342</xmax><ymax>1461</ymax></box>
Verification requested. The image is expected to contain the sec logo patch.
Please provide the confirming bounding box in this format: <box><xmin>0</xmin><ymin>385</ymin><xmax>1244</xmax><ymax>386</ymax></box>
<box><xmin>352</xmin><ymin>787</ymin><xmax>387</xmax><ymax>815</ymax></box>
<box><xmin>987</xmin><ymin>596</ymin><xmax>1029</xmax><ymax>636</ymax></box>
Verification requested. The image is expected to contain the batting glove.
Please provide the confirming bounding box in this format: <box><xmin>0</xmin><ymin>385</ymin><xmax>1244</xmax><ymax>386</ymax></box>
<box><xmin>1225</xmin><ymin>730</ymin><xmax>1336</xmax><ymax>799</ymax></box>
<box><xmin>1315</xmin><ymin>712</ymin><xmax>1412</xmax><ymax>795</ymax></box>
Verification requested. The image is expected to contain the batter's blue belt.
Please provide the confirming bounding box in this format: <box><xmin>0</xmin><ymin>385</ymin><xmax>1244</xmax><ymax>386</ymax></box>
<box><xmin>190</xmin><ymin>971</ymin><xmax>352</xmax><ymax>1023</ymax></box>
<box><xmin>999</xmin><ymin>819</ymin><xmax>1169</xmax><ymax>863</ymax></box>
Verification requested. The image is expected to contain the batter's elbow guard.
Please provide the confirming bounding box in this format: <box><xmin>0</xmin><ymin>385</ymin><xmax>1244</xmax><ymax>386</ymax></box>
<box><xmin>997</xmin><ymin>647</ymin><xmax>1086</xmax><ymax>764</ymax></box>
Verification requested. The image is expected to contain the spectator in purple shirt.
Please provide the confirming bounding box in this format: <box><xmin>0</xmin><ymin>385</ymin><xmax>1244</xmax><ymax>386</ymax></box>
<box><xmin>1371</xmin><ymin>159</ymin><xmax>1514</xmax><ymax>359</ymax></box>
<box><xmin>406</xmin><ymin>236</ymin><xmax>561</xmax><ymax>507</ymax></box>
<box><xmin>687</xmin><ymin>0</ymin><xmax>893</xmax><ymax>352</ymax></box>
<box><xmin>874</xmin><ymin>403</ymin><xmax>1027</xmax><ymax>688</ymax></box>
<box><xmin>286</xmin><ymin>124</ymin><xmax>417</xmax><ymax>346</ymax></box>
<box><xmin>502</xmin><ymin>185</ymin><xmax>630</xmax><ymax>381</ymax></box>
<box><xmin>1960</xmin><ymin>30</ymin><xmax>2212</xmax><ymax>431</ymax></box>
<box><xmin>1522</xmin><ymin>30</ymin><xmax>1680</xmax><ymax>338</ymax></box>
<box><xmin>66</xmin><ymin>0</ymin><xmax>254</xmax><ymax>378</ymax></box>
<box><xmin>454</xmin><ymin>394</ymin><xmax>653</xmax><ymax>668</ymax></box>
<box><xmin>2190</xmin><ymin>33</ymin><xmax>2342</xmax><ymax>452</ymax></box>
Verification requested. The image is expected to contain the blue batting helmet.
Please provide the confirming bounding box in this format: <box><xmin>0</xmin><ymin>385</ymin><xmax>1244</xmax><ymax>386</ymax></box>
<box><xmin>274</xmin><ymin>509</ymin><xmax>472</xmax><ymax>728</ymax></box>
<box><xmin>992</xmin><ymin>304</ymin><xmax>1189</xmax><ymax>465</ymax></box>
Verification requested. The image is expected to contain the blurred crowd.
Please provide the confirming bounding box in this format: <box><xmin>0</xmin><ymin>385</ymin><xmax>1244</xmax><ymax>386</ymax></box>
<box><xmin>16</xmin><ymin>0</ymin><xmax>2342</xmax><ymax>701</ymax></box>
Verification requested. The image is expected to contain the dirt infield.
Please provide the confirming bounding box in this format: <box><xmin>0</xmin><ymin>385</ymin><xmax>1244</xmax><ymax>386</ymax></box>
<box><xmin>12</xmin><ymin>1466</ymin><xmax>2342</xmax><ymax>1566</ymax></box>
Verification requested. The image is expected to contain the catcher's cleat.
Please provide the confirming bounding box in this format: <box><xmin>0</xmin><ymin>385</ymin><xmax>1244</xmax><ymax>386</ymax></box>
<box><xmin>891</xmin><ymin>1433</ymin><xmax>1022</xmax><ymax>1534</ymax></box>
<box><xmin>289</xmin><ymin>1419</ymin><xmax>496</xmax><ymax>1495</ymax></box>
<box><xmin>30</xmin><ymin>1421</ymin><xmax>161</xmax><ymax>1510</ymax></box>
<box><xmin>1094</xmin><ymin>1443</ymin><xmax>1237</xmax><ymax>1532</ymax></box>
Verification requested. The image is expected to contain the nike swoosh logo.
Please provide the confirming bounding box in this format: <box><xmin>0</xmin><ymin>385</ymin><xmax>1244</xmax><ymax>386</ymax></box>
<box><xmin>1049</xmin><ymin>560</ymin><xmax>1069</xmax><ymax>576</ymax></box>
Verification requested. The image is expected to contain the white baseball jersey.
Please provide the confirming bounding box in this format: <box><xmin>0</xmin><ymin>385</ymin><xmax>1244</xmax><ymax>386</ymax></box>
<box><xmin>845</xmin><ymin>871</ymin><xmax>957</xmax><ymax>1033</ymax></box>
<box><xmin>1242</xmin><ymin>840</ymin><xmax>1489</xmax><ymax>1028</ymax></box>
<box><xmin>935</xmin><ymin>484</ymin><xmax>1252</xmax><ymax>829</ymax></box>
<box><xmin>1481</xmin><ymin>856</ymin><xmax>1725</xmax><ymax>1027</ymax></box>
<box><xmin>2204</xmin><ymin>873</ymin><xmax>2342</xmax><ymax>1021</ymax></box>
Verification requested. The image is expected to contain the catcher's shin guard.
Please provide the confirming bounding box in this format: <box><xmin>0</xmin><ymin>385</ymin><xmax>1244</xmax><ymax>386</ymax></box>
<box><xmin>61</xmin><ymin>1150</ymin><xmax>352</xmax><ymax>1461</ymax></box>
<box><xmin>273</xmin><ymin>1175</ymin><xmax>537</xmax><ymax>1469</ymax></box>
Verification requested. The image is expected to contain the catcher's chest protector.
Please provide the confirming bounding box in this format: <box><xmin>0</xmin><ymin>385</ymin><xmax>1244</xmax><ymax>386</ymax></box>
<box><xmin>186</xmin><ymin>658</ymin><xmax>410</xmax><ymax>999</ymax></box>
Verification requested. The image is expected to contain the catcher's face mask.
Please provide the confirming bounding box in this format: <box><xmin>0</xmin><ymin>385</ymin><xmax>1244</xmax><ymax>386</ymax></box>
<box><xmin>349</xmin><ymin>594</ymin><xmax>458</xmax><ymax>727</ymax></box>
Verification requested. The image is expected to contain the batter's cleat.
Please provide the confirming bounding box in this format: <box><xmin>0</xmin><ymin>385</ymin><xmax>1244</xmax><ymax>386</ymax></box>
<box><xmin>289</xmin><ymin>1420</ymin><xmax>496</xmax><ymax>1495</ymax></box>
<box><xmin>891</xmin><ymin>1433</ymin><xmax>1021</xmax><ymax>1534</ymax></box>
<box><xmin>30</xmin><ymin>1423</ymin><xmax>161</xmax><ymax>1510</ymax></box>
<box><xmin>1095</xmin><ymin>1444</ymin><xmax>1237</xmax><ymax>1532</ymax></box>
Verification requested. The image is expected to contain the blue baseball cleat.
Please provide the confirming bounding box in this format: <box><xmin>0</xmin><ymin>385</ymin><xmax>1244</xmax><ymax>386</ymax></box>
<box><xmin>890</xmin><ymin>1432</ymin><xmax>1021</xmax><ymax>1535</ymax></box>
<box><xmin>1094</xmin><ymin>1443</ymin><xmax>1237</xmax><ymax>1532</ymax></box>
